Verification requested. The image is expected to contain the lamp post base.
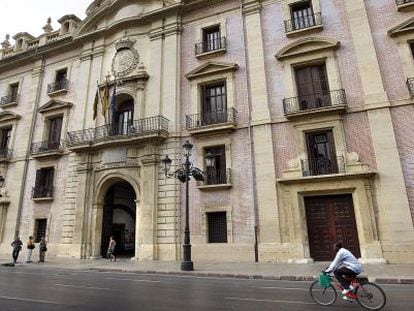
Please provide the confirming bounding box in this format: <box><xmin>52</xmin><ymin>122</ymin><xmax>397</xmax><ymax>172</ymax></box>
<box><xmin>181</xmin><ymin>260</ymin><xmax>194</xmax><ymax>271</ymax></box>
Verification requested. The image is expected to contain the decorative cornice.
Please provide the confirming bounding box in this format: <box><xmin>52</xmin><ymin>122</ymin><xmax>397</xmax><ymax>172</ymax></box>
<box><xmin>242</xmin><ymin>0</ymin><xmax>262</xmax><ymax>15</ymax></box>
<box><xmin>275</xmin><ymin>36</ymin><xmax>340</xmax><ymax>60</ymax></box>
<box><xmin>186</xmin><ymin>61</ymin><xmax>239</xmax><ymax>80</ymax></box>
<box><xmin>0</xmin><ymin>111</ymin><xmax>21</xmax><ymax>123</ymax></box>
<box><xmin>388</xmin><ymin>16</ymin><xmax>414</xmax><ymax>37</ymax></box>
<box><xmin>38</xmin><ymin>99</ymin><xmax>73</xmax><ymax>114</ymax></box>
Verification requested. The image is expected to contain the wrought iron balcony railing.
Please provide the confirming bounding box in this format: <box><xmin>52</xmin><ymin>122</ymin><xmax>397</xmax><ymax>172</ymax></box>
<box><xmin>31</xmin><ymin>140</ymin><xmax>63</xmax><ymax>155</ymax></box>
<box><xmin>407</xmin><ymin>77</ymin><xmax>414</xmax><ymax>97</ymax></box>
<box><xmin>195</xmin><ymin>37</ymin><xmax>226</xmax><ymax>55</ymax></box>
<box><xmin>186</xmin><ymin>108</ymin><xmax>237</xmax><ymax>130</ymax></box>
<box><xmin>0</xmin><ymin>94</ymin><xmax>19</xmax><ymax>106</ymax></box>
<box><xmin>396</xmin><ymin>0</ymin><xmax>414</xmax><ymax>5</ymax></box>
<box><xmin>284</xmin><ymin>12</ymin><xmax>322</xmax><ymax>33</ymax></box>
<box><xmin>66</xmin><ymin>115</ymin><xmax>169</xmax><ymax>147</ymax></box>
<box><xmin>47</xmin><ymin>78</ymin><xmax>69</xmax><ymax>94</ymax></box>
<box><xmin>32</xmin><ymin>186</ymin><xmax>54</xmax><ymax>199</ymax></box>
<box><xmin>0</xmin><ymin>147</ymin><xmax>12</xmax><ymax>159</ymax></box>
<box><xmin>301</xmin><ymin>155</ymin><xmax>345</xmax><ymax>177</ymax></box>
<box><xmin>205</xmin><ymin>168</ymin><xmax>231</xmax><ymax>185</ymax></box>
<box><xmin>283</xmin><ymin>89</ymin><xmax>347</xmax><ymax>116</ymax></box>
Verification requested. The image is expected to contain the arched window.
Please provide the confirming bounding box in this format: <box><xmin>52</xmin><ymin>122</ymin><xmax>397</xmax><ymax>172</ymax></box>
<box><xmin>114</xmin><ymin>101</ymin><xmax>134</xmax><ymax>135</ymax></box>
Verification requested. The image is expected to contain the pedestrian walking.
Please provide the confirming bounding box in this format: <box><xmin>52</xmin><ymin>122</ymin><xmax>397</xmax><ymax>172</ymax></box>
<box><xmin>38</xmin><ymin>237</ymin><xmax>47</xmax><ymax>263</ymax></box>
<box><xmin>107</xmin><ymin>235</ymin><xmax>117</xmax><ymax>262</ymax></box>
<box><xmin>26</xmin><ymin>236</ymin><xmax>35</xmax><ymax>263</ymax></box>
<box><xmin>11</xmin><ymin>237</ymin><xmax>23</xmax><ymax>263</ymax></box>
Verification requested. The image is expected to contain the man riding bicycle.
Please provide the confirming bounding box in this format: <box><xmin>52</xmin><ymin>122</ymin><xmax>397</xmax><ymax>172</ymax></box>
<box><xmin>325</xmin><ymin>242</ymin><xmax>362</xmax><ymax>298</ymax></box>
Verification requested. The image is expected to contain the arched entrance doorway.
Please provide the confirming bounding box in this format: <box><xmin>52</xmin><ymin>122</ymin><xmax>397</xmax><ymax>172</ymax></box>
<box><xmin>101</xmin><ymin>181</ymin><xmax>136</xmax><ymax>258</ymax></box>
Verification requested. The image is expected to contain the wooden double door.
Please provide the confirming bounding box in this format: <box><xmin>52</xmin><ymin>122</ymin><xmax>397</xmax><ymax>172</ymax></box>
<box><xmin>305</xmin><ymin>194</ymin><xmax>361</xmax><ymax>261</ymax></box>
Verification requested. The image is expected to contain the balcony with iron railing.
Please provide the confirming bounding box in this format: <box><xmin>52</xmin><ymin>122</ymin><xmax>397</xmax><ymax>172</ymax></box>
<box><xmin>32</xmin><ymin>186</ymin><xmax>54</xmax><ymax>200</ymax></box>
<box><xmin>66</xmin><ymin>115</ymin><xmax>169</xmax><ymax>151</ymax></box>
<box><xmin>0</xmin><ymin>147</ymin><xmax>12</xmax><ymax>161</ymax></box>
<box><xmin>396</xmin><ymin>0</ymin><xmax>414</xmax><ymax>11</ymax></box>
<box><xmin>197</xmin><ymin>168</ymin><xmax>232</xmax><ymax>190</ymax></box>
<box><xmin>47</xmin><ymin>79</ymin><xmax>69</xmax><ymax>95</ymax></box>
<box><xmin>186</xmin><ymin>108</ymin><xmax>237</xmax><ymax>135</ymax></box>
<box><xmin>31</xmin><ymin>140</ymin><xmax>64</xmax><ymax>158</ymax></box>
<box><xmin>283</xmin><ymin>89</ymin><xmax>347</xmax><ymax>118</ymax></box>
<box><xmin>301</xmin><ymin>155</ymin><xmax>345</xmax><ymax>177</ymax></box>
<box><xmin>195</xmin><ymin>37</ymin><xmax>226</xmax><ymax>57</ymax></box>
<box><xmin>284</xmin><ymin>12</ymin><xmax>323</xmax><ymax>35</ymax></box>
<box><xmin>0</xmin><ymin>94</ymin><xmax>19</xmax><ymax>107</ymax></box>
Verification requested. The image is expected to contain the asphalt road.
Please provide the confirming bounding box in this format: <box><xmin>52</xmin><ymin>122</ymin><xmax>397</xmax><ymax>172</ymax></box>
<box><xmin>0</xmin><ymin>266</ymin><xmax>413</xmax><ymax>311</ymax></box>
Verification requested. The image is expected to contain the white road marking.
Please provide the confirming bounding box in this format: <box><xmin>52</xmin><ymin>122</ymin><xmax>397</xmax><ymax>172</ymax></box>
<box><xmin>0</xmin><ymin>295</ymin><xmax>67</xmax><ymax>305</ymax></box>
<box><xmin>105</xmin><ymin>277</ymin><xmax>162</xmax><ymax>283</ymax></box>
<box><xmin>258</xmin><ymin>286</ymin><xmax>308</xmax><ymax>291</ymax></box>
<box><xmin>225</xmin><ymin>297</ymin><xmax>316</xmax><ymax>305</ymax></box>
<box><xmin>54</xmin><ymin>283</ymin><xmax>115</xmax><ymax>291</ymax></box>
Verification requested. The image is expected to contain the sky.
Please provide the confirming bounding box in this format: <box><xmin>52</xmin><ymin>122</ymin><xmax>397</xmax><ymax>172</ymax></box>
<box><xmin>0</xmin><ymin>0</ymin><xmax>93</xmax><ymax>43</ymax></box>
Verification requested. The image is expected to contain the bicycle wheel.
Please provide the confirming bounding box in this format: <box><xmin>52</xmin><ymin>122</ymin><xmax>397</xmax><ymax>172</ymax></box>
<box><xmin>309</xmin><ymin>281</ymin><xmax>337</xmax><ymax>306</ymax></box>
<box><xmin>356</xmin><ymin>282</ymin><xmax>386</xmax><ymax>310</ymax></box>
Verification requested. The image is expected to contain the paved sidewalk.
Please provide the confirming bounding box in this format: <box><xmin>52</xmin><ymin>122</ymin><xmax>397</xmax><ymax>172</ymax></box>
<box><xmin>1</xmin><ymin>254</ymin><xmax>413</xmax><ymax>284</ymax></box>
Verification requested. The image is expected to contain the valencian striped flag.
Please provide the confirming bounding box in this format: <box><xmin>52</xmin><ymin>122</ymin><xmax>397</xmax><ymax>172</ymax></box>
<box><xmin>101</xmin><ymin>78</ymin><xmax>109</xmax><ymax>120</ymax></box>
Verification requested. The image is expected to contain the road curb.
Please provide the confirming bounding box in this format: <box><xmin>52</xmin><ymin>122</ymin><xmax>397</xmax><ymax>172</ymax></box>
<box><xmin>85</xmin><ymin>267</ymin><xmax>414</xmax><ymax>284</ymax></box>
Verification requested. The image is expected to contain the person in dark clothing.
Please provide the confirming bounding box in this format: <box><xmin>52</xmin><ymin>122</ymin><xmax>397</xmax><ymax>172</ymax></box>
<box><xmin>39</xmin><ymin>237</ymin><xmax>47</xmax><ymax>263</ymax></box>
<box><xmin>11</xmin><ymin>237</ymin><xmax>23</xmax><ymax>263</ymax></box>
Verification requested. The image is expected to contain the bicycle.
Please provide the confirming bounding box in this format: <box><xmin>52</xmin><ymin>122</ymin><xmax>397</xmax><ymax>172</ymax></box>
<box><xmin>309</xmin><ymin>273</ymin><xmax>387</xmax><ymax>310</ymax></box>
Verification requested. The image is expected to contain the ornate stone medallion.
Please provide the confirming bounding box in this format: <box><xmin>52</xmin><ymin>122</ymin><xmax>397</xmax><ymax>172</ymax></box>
<box><xmin>111</xmin><ymin>37</ymin><xmax>139</xmax><ymax>78</ymax></box>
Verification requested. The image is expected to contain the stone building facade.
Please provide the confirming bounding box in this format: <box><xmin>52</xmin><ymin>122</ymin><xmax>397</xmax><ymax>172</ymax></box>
<box><xmin>0</xmin><ymin>0</ymin><xmax>413</xmax><ymax>264</ymax></box>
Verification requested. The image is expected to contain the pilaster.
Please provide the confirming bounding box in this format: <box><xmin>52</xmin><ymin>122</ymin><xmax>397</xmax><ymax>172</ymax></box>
<box><xmin>137</xmin><ymin>152</ymin><xmax>159</xmax><ymax>260</ymax></box>
<box><xmin>344</xmin><ymin>0</ymin><xmax>414</xmax><ymax>261</ymax></box>
<box><xmin>242</xmin><ymin>0</ymin><xmax>281</xmax><ymax>249</ymax></box>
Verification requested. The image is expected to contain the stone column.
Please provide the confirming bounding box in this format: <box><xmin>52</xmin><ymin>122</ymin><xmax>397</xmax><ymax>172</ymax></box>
<box><xmin>344</xmin><ymin>0</ymin><xmax>414</xmax><ymax>262</ymax></box>
<box><xmin>242</xmin><ymin>0</ymin><xmax>281</xmax><ymax>259</ymax></box>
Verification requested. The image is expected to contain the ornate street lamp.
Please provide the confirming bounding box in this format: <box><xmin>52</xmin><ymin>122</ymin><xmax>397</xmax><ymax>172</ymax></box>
<box><xmin>162</xmin><ymin>141</ymin><xmax>215</xmax><ymax>271</ymax></box>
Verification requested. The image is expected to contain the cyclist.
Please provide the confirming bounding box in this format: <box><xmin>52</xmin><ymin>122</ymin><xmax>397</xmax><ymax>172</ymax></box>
<box><xmin>325</xmin><ymin>242</ymin><xmax>362</xmax><ymax>298</ymax></box>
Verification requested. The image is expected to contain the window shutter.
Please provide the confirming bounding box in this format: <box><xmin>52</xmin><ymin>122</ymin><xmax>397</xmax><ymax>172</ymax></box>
<box><xmin>35</xmin><ymin>169</ymin><xmax>42</xmax><ymax>188</ymax></box>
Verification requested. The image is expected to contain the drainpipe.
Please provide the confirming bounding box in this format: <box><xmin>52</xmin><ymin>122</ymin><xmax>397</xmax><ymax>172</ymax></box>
<box><xmin>15</xmin><ymin>55</ymin><xmax>46</xmax><ymax>238</ymax></box>
<box><xmin>239</xmin><ymin>0</ymin><xmax>259</xmax><ymax>262</ymax></box>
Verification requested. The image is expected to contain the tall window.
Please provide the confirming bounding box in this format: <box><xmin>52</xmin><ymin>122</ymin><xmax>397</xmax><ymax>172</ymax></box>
<box><xmin>55</xmin><ymin>68</ymin><xmax>67</xmax><ymax>90</ymax></box>
<box><xmin>290</xmin><ymin>1</ymin><xmax>315</xmax><ymax>31</ymax></box>
<box><xmin>202</xmin><ymin>82</ymin><xmax>227</xmax><ymax>125</ymax></box>
<box><xmin>34</xmin><ymin>219</ymin><xmax>47</xmax><ymax>243</ymax></box>
<box><xmin>295</xmin><ymin>64</ymin><xmax>330</xmax><ymax>110</ymax></box>
<box><xmin>47</xmin><ymin>116</ymin><xmax>63</xmax><ymax>149</ymax></box>
<box><xmin>114</xmin><ymin>101</ymin><xmax>134</xmax><ymax>135</ymax></box>
<box><xmin>410</xmin><ymin>42</ymin><xmax>414</xmax><ymax>59</ymax></box>
<box><xmin>205</xmin><ymin>146</ymin><xmax>226</xmax><ymax>185</ymax></box>
<box><xmin>33</xmin><ymin>167</ymin><xmax>54</xmax><ymax>198</ymax></box>
<box><xmin>203</xmin><ymin>25</ymin><xmax>221</xmax><ymax>52</ymax></box>
<box><xmin>207</xmin><ymin>212</ymin><xmax>227</xmax><ymax>243</ymax></box>
<box><xmin>0</xmin><ymin>127</ymin><xmax>11</xmax><ymax>157</ymax></box>
<box><xmin>305</xmin><ymin>131</ymin><xmax>337</xmax><ymax>175</ymax></box>
<box><xmin>9</xmin><ymin>83</ymin><xmax>19</xmax><ymax>102</ymax></box>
